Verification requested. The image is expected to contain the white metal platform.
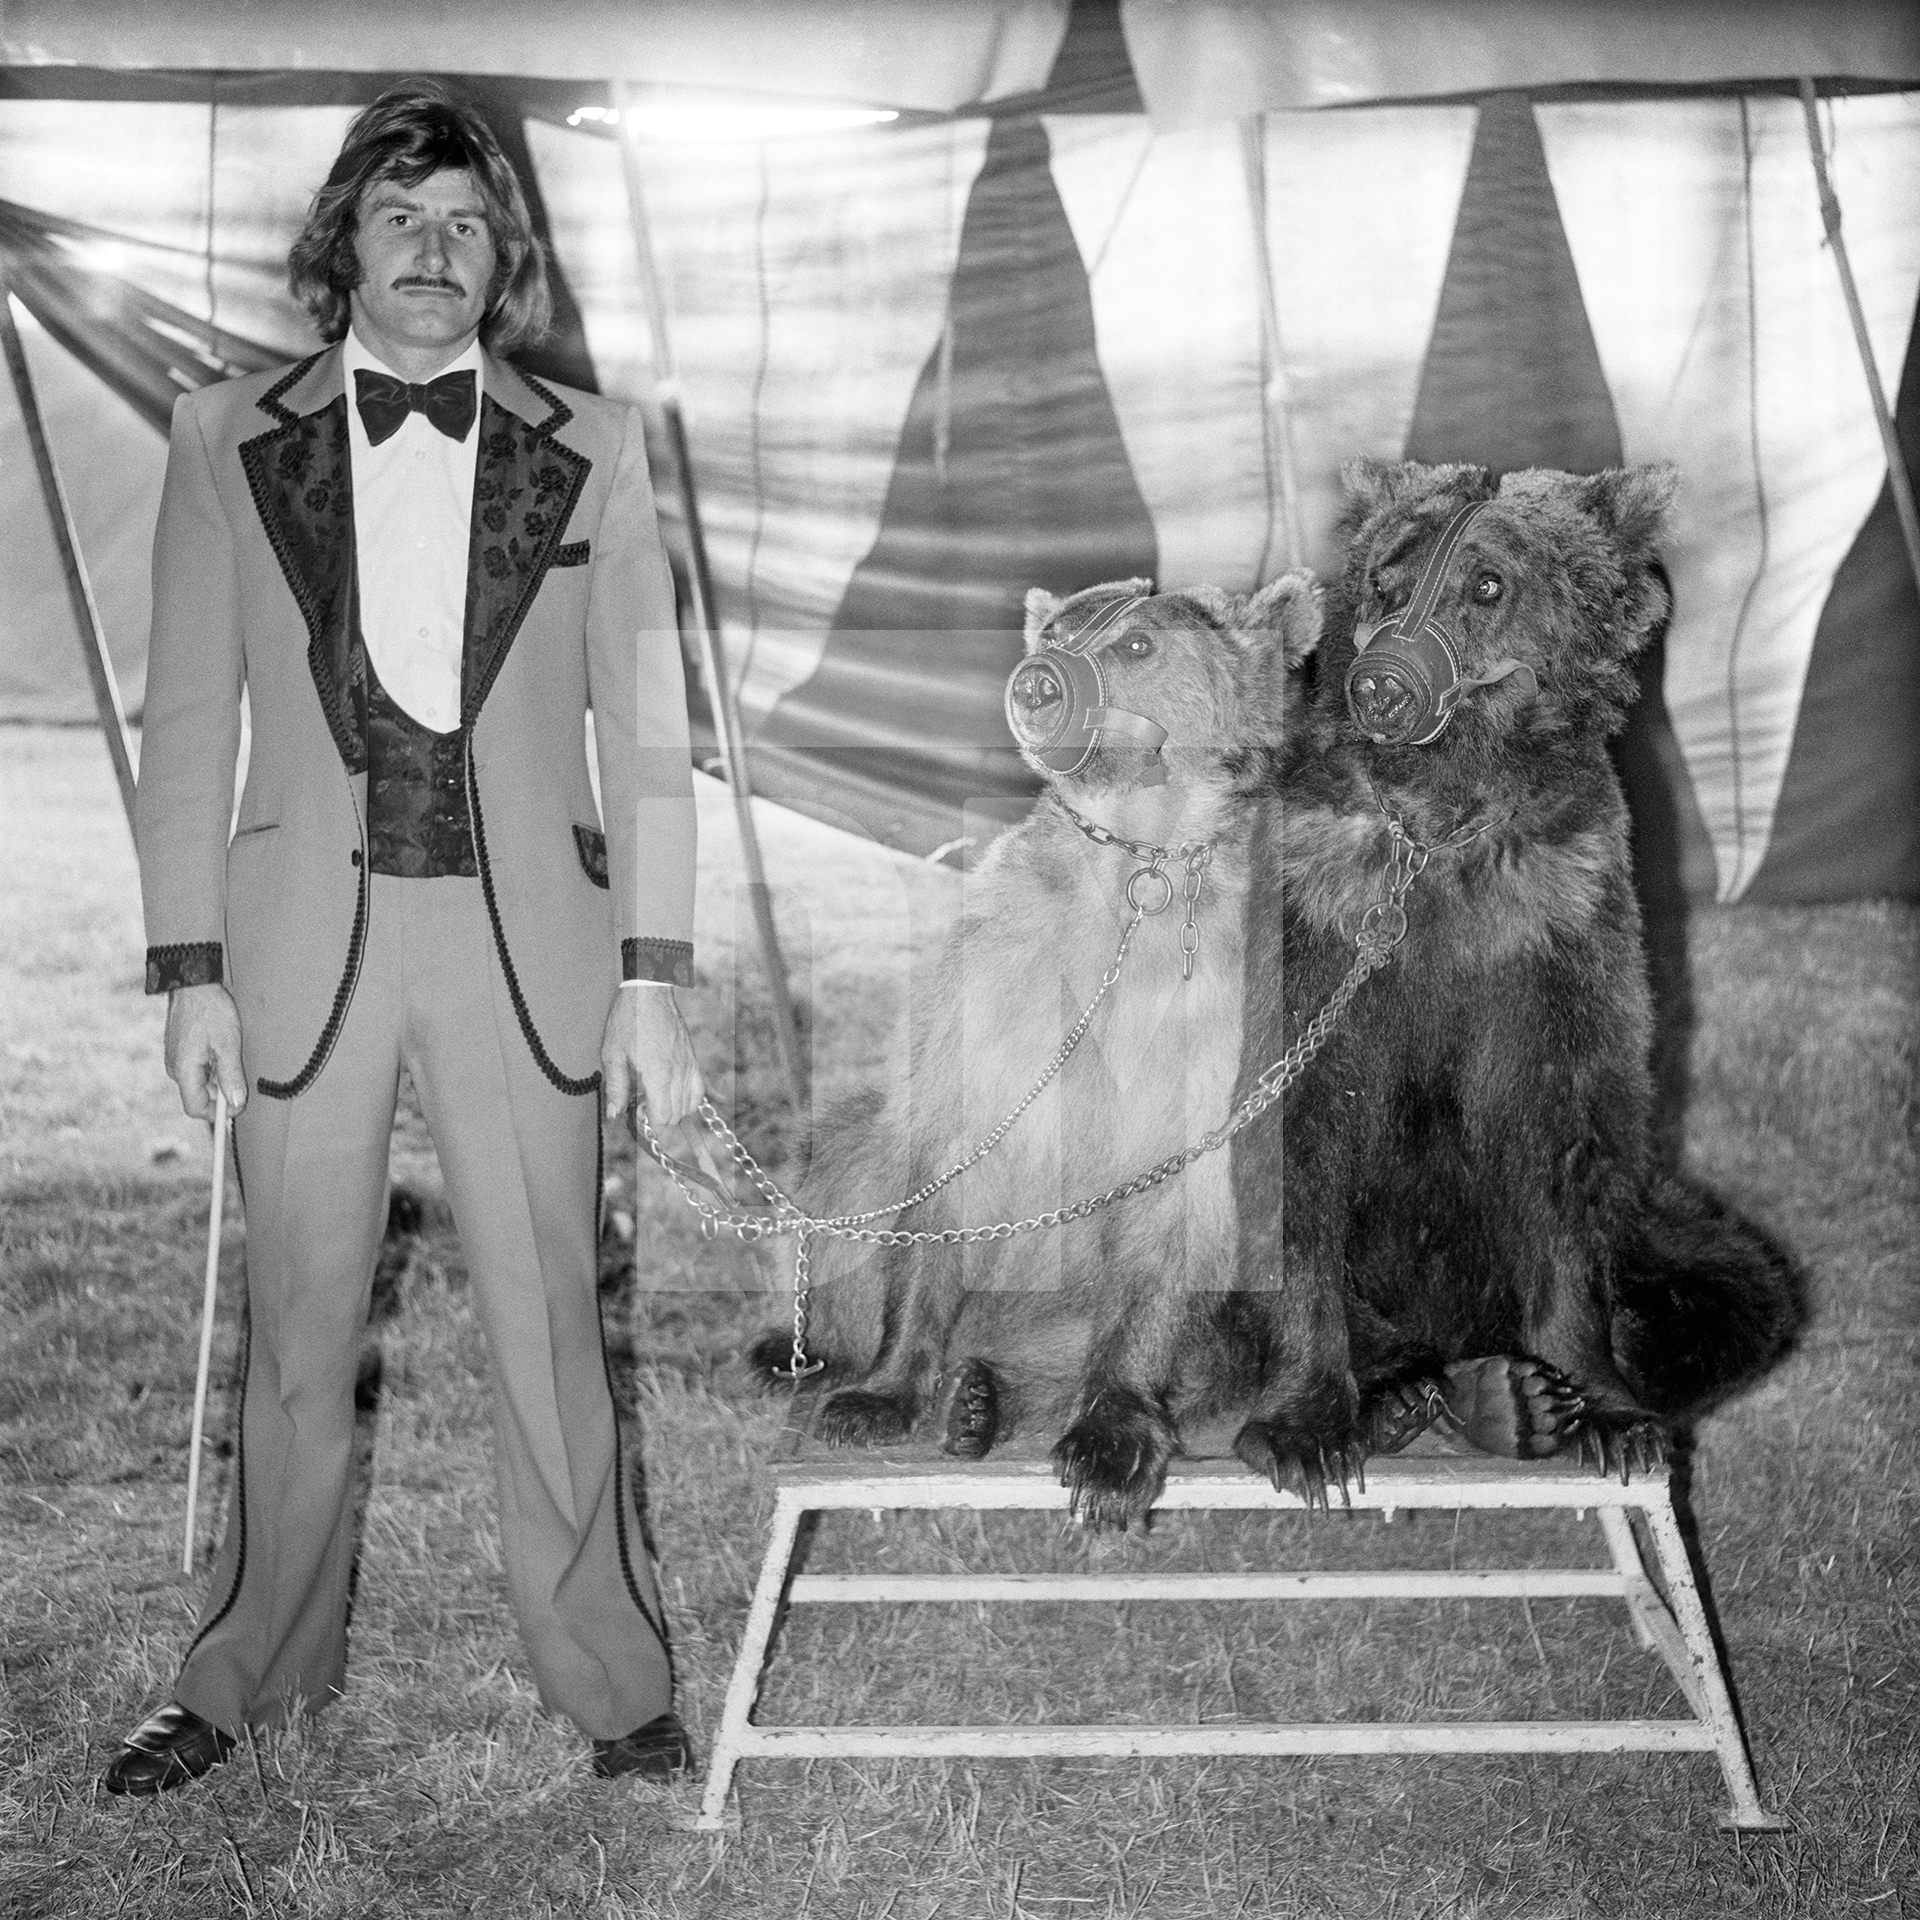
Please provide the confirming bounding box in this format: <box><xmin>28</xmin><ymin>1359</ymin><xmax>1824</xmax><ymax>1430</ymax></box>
<box><xmin>692</xmin><ymin>1441</ymin><xmax>1784</xmax><ymax>1832</ymax></box>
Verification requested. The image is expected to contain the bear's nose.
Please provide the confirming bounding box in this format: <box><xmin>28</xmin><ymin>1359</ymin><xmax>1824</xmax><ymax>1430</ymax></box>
<box><xmin>1349</xmin><ymin>668</ymin><xmax>1418</xmax><ymax>739</ymax></box>
<box><xmin>1010</xmin><ymin>665</ymin><xmax>1063</xmax><ymax>714</ymax></box>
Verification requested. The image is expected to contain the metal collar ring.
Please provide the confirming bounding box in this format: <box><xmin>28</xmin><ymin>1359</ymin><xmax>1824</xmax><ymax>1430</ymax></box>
<box><xmin>1125</xmin><ymin>865</ymin><xmax>1176</xmax><ymax>915</ymax></box>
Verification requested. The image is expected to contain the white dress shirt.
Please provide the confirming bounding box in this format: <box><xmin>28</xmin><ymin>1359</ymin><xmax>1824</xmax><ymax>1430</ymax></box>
<box><xmin>343</xmin><ymin>328</ymin><xmax>483</xmax><ymax>735</ymax></box>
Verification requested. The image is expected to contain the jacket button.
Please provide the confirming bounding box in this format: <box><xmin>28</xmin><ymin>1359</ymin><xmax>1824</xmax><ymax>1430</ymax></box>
<box><xmin>350</xmin><ymin>848</ymin><xmax>363</xmax><ymax>867</ymax></box>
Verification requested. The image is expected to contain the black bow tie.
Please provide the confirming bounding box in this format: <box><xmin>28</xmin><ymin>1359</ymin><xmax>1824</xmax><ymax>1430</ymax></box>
<box><xmin>353</xmin><ymin>367</ymin><xmax>477</xmax><ymax>447</ymax></box>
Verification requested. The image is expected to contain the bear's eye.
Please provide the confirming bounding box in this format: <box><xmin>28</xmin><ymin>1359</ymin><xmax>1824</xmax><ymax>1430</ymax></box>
<box><xmin>1472</xmin><ymin>571</ymin><xmax>1503</xmax><ymax>604</ymax></box>
<box><xmin>1116</xmin><ymin>631</ymin><xmax>1155</xmax><ymax>660</ymax></box>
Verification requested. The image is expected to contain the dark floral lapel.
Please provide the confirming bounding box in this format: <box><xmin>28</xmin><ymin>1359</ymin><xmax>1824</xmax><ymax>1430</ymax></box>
<box><xmin>238</xmin><ymin>355</ymin><xmax>366</xmax><ymax>773</ymax></box>
<box><xmin>462</xmin><ymin>378</ymin><xmax>591</xmax><ymax>726</ymax></box>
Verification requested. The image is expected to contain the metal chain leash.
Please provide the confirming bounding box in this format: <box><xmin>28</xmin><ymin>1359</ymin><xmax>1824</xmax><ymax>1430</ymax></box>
<box><xmin>1179</xmin><ymin>844</ymin><xmax>1209</xmax><ymax>981</ymax></box>
<box><xmin>690</xmin><ymin>811</ymin><xmax>1211</xmax><ymax>1378</ymax></box>
<box><xmin>780</xmin><ymin>802</ymin><xmax>1216</xmax><ymax>1242</ymax></box>
<box><xmin>786</xmin><ymin>1233</ymin><xmax>818</xmax><ymax>1378</ymax></box>
<box><xmin>639</xmin><ymin>805</ymin><xmax>1493</xmax><ymax>1376</ymax></box>
<box><xmin>1053</xmin><ymin>794</ymin><xmax>1211</xmax><ymax>871</ymax></box>
<box><xmin>806</xmin><ymin>901</ymin><xmax>1149</xmax><ymax>1235</ymax></box>
<box><xmin>1056</xmin><ymin>794</ymin><xmax>1214</xmax><ymax>981</ymax></box>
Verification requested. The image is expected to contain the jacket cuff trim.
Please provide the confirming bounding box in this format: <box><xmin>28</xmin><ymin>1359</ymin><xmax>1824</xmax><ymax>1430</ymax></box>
<box><xmin>621</xmin><ymin>937</ymin><xmax>693</xmax><ymax>988</ymax></box>
<box><xmin>146</xmin><ymin>942</ymin><xmax>225</xmax><ymax>995</ymax></box>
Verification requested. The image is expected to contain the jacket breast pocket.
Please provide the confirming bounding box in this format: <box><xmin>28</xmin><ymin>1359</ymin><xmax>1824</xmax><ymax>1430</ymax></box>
<box><xmin>573</xmin><ymin>823</ymin><xmax>610</xmax><ymax>889</ymax></box>
<box><xmin>553</xmin><ymin>540</ymin><xmax>590</xmax><ymax>569</ymax></box>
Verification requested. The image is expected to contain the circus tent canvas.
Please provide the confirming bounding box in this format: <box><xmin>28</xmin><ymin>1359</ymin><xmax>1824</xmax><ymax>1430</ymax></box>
<box><xmin>1</xmin><ymin>0</ymin><xmax>1915</xmax><ymax>901</ymax></box>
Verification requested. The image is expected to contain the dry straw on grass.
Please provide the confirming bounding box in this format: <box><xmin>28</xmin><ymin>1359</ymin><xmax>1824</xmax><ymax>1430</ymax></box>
<box><xmin>2</xmin><ymin>725</ymin><xmax>1915</xmax><ymax>1919</ymax></box>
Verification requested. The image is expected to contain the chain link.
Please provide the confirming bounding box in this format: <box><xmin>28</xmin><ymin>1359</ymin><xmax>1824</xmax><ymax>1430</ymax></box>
<box><xmin>1179</xmin><ymin>843</ymin><xmax>1209</xmax><ymax>980</ymax></box>
<box><xmin>1053</xmin><ymin>794</ymin><xmax>1211</xmax><ymax>870</ymax></box>
<box><xmin>773</xmin><ymin>1233</ymin><xmax>825</xmax><ymax>1380</ymax></box>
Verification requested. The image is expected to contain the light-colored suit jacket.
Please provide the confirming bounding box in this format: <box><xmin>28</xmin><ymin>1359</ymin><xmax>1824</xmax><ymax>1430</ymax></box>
<box><xmin>135</xmin><ymin>344</ymin><xmax>697</xmax><ymax>1098</ymax></box>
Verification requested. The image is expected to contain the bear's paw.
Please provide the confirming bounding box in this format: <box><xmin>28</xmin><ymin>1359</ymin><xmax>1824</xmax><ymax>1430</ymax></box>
<box><xmin>1053</xmin><ymin>1391</ymin><xmax>1179</xmax><ymax>1532</ymax></box>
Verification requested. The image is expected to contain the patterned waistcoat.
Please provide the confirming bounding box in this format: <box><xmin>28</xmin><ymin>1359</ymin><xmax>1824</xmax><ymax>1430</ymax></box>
<box><xmin>364</xmin><ymin>657</ymin><xmax>477</xmax><ymax>879</ymax></box>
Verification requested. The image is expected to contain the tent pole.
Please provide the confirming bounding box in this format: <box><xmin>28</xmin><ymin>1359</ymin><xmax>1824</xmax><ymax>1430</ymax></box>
<box><xmin>1798</xmin><ymin>79</ymin><xmax>1920</xmax><ymax>604</ymax></box>
<box><xmin>0</xmin><ymin>283</ymin><xmax>139</xmax><ymax>838</ymax></box>
<box><xmin>610</xmin><ymin>82</ymin><xmax>810</xmax><ymax>1119</ymax></box>
<box><xmin>1238</xmin><ymin>117</ymin><xmax>1304</xmax><ymax>577</ymax></box>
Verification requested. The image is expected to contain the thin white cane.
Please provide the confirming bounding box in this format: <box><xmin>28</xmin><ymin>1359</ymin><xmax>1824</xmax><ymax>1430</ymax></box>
<box><xmin>182</xmin><ymin>1087</ymin><xmax>229</xmax><ymax>1575</ymax></box>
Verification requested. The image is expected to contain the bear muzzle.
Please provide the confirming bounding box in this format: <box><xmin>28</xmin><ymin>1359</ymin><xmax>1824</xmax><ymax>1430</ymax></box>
<box><xmin>1005</xmin><ymin>648</ymin><xmax>1169</xmax><ymax>785</ymax></box>
<box><xmin>1346</xmin><ymin>623</ymin><xmax>1541</xmax><ymax>746</ymax></box>
<box><xmin>1347</xmin><ymin>498</ymin><xmax>1539</xmax><ymax>746</ymax></box>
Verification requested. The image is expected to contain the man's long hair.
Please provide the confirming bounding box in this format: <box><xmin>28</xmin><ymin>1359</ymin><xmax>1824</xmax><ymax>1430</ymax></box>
<box><xmin>288</xmin><ymin>83</ymin><xmax>552</xmax><ymax>353</ymax></box>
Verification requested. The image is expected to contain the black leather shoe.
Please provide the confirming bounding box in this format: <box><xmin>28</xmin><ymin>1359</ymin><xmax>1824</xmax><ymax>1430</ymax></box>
<box><xmin>102</xmin><ymin>1702</ymin><xmax>237</xmax><ymax>1797</ymax></box>
<box><xmin>590</xmin><ymin>1710</ymin><xmax>694</xmax><ymax>1781</ymax></box>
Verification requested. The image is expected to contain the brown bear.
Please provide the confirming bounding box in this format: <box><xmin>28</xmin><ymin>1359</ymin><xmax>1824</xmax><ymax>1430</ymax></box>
<box><xmin>751</xmin><ymin>572</ymin><xmax>1322</xmax><ymax>1486</ymax></box>
<box><xmin>1224</xmin><ymin>459</ymin><xmax>1803</xmax><ymax>1509</ymax></box>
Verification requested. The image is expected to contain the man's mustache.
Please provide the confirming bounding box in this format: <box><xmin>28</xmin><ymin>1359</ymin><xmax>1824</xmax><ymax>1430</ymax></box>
<box><xmin>391</xmin><ymin>274</ymin><xmax>467</xmax><ymax>294</ymax></box>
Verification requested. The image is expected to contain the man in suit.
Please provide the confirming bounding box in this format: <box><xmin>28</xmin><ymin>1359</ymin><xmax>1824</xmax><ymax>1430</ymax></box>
<box><xmin>106</xmin><ymin>84</ymin><xmax>703</xmax><ymax>1794</ymax></box>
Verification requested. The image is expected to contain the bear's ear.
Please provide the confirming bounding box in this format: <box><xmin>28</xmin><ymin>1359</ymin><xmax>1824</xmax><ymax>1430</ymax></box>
<box><xmin>1024</xmin><ymin>587</ymin><xmax>1064</xmax><ymax>653</ymax></box>
<box><xmin>1577</xmin><ymin>463</ymin><xmax>1681</xmax><ymax>565</ymax></box>
<box><xmin>1340</xmin><ymin>458</ymin><xmax>1424</xmax><ymax>521</ymax></box>
<box><xmin>1178</xmin><ymin>584</ymin><xmax>1237</xmax><ymax>626</ymax></box>
<box><xmin>1238</xmin><ymin>568</ymin><xmax>1322</xmax><ymax>667</ymax></box>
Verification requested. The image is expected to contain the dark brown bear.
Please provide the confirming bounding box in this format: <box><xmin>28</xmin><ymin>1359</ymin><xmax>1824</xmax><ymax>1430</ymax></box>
<box><xmin>1226</xmin><ymin>460</ymin><xmax>1802</xmax><ymax>1509</ymax></box>
<box><xmin>751</xmin><ymin>573</ymin><xmax>1321</xmax><ymax>1485</ymax></box>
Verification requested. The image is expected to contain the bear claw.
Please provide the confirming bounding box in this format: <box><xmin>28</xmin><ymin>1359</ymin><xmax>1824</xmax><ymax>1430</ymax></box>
<box><xmin>1576</xmin><ymin>1413</ymin><xmax>1668</xmax><ymax>1483</ymax></box>
<box><xmin>1234</xmin><ymin>1418</ymin><xmax>1365</xmax><ymax>1512</ymax></box>
<box><xmin>941</xmin><ymin>1358</ymin><xmax>1000</xmax><ymax>1459</ymax></box>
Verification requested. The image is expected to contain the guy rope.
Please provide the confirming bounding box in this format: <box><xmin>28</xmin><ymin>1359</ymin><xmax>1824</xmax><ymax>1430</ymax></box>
<box><xmin>636</xmin><ymin>807</ymin><xmax>1489</xmax><ymax>1379</ymax></box>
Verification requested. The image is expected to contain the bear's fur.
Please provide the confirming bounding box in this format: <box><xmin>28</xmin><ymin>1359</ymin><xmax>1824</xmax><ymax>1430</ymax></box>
<box><xmin>752</xmin><ymin>573</ymin><xmax>1321</xmax><ymax>1496</ymax></box>
<box><xmin>1226</xmin><ymin>460</ymin><xmax>1804</xmax><ymax>1507</ymax></box>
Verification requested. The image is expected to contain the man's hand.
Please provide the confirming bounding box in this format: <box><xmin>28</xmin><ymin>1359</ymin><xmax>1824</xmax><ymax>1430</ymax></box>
<box><xmin>602</xmin><ymin>983</ymin><xmax>704</xmax><ymax>1132</ymax></box>
<box><xmin>165</xmin><ymin>982</ymin><xmax>248</xmax><ymax>1120</ymax></box>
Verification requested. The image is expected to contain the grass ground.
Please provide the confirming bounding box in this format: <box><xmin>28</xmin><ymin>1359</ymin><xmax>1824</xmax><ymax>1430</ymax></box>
<box><xmin>1</xmin><ymin>721</ymin><xmax>1915</xmax><ymax>1919</ymax></box>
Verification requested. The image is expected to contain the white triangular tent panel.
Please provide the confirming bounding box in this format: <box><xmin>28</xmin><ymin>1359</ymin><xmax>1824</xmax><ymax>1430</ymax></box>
<box><xmin>523</xmin><ymin>119</ymin><xmax>660</xmax><ymax>402</ymax></box>
<box><xmin>1047</xmin><ymin>116</ymin><xmax>1269</xmax><ymax>590</ymax></box>
<box><xmin>1543</xmin><ymin>92</ymin><xmax>1920</xmax><ymax>901</ymax></box>
<box><xmin>532</xmin><ymin>116</ymin><xmax>991</xmax><ymax>727</ymax></box>
<box><xmin>1255</xmin><ymin>104</ymin><xmax>1478</xmax><ymax>579</ymax></box>
<box><xmin>1049</xmin><ymin>107</ymin><xmax>1477</xmax><ymax>591</ymax></box>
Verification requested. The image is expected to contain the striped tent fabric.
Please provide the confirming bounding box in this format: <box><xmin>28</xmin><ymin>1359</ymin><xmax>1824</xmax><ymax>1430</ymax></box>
<box><xmin>1</xmin><ymin>1</ymin><xmax>1915</xmax><ymax>897</ymax></box>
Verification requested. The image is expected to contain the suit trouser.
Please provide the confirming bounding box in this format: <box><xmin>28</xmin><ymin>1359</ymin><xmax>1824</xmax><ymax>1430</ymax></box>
<box><xmin>177</xmin><ymin>872</ymin><xmax>672</xmax><ymax>1740</ymax></box>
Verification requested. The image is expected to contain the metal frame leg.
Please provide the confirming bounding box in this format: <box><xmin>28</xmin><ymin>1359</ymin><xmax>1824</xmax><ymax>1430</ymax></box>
<box><xmin>692</xmin><ymin>1490</ymin><xmax>807</xmax><ymax>1831</ymax></box>
<box><xmin>1636</xmin><ymin>1494</ymin><xmax>1787</xmax><ymax>1831</ymax></box>
<box><xmin>1596</xmin><ymin>1506</ymin><xmax>1707</xmax><ymax>1715</ymax></box>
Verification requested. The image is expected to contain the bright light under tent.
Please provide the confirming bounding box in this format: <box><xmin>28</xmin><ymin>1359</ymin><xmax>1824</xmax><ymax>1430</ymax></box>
<box><xmin>567</xmin><ymin>102</ymin><xmax>898</xmax><ymax>141</ymax></box>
